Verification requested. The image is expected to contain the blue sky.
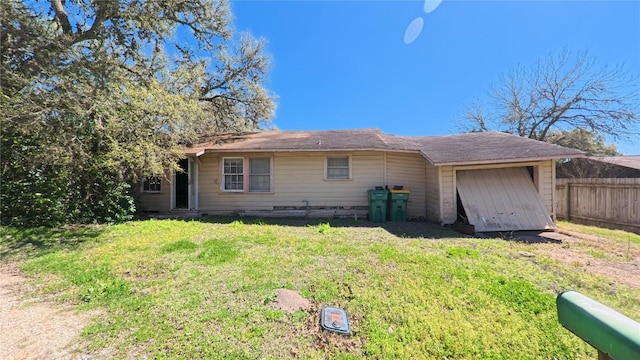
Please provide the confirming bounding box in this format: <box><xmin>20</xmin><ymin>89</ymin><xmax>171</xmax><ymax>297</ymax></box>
<box><xmin>232</xmin><ymin>0</ymin><xmax>640</xmax><ymax>154</ymax></box>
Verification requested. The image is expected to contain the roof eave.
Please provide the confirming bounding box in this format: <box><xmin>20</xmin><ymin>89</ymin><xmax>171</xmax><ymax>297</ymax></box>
<box><xmin>433</xmin><ymin>153</ymin><xmax>585</xmax><ymax>167</ymax></box>
<box><xmin>199</xmin><ymin>147</ymin><xmax>422</xmax><ymax>154</ymax></box>
<box><xmin>184</xmin><ymin>149</ymin><xmax>206</xmax><ymax>157</ymax></box>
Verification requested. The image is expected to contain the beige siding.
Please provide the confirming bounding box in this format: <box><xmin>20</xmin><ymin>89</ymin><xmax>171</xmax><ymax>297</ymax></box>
<box><xmin>425</xmin><ymin>162</ymin><xmax>440</xmax><ymax>222</ymax></box>
<box><xmin>440</xmin><ymin>166</ymin><xmax>456</xmax><ymax>224</ymax></box>
<box><xmin>198</xmin><ymin>151</ymin><xmax>386</xmax><ymax>214</ymax></box>
<box><xmin>386</xmin><ymin>152</ymin><xmax>426</xmax><ymax>219</ymax></box>
<box><xmin>539</xmin><ymin>160</ymin><xmax>554</xmax><ymax>216</ymax></box>
<box><xmin>138</xmin><ymin>178</ymin><xmax>170</xmax><ymax>212</ymax></box>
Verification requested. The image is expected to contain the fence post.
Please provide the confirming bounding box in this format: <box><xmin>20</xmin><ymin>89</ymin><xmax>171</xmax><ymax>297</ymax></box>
<box><xmin>566</xmin><ymin>182</ymin><xmax>571</xmax><ymax>221</ymax></box>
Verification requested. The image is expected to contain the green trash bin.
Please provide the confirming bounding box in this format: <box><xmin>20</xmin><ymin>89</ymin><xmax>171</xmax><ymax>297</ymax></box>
<box><xmin>388</xmin><ymin>189</ymin><xmax>410</xmax><ymax>221</ymax></box>
<box><xmin>367</xmin><ymin>189</ymin><xmax>388</xmax><ymax>223</ymax></box>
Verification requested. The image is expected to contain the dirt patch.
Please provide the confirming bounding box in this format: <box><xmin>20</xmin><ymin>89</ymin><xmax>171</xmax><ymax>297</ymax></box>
<box><xmin>0</xmin><ymin>267</ymin><xmax>96</xmax><ymax>360</ymax></box>
<box><xmin>275</xmin><ymin>289</ymin><xmax>311</xmax><ymax>312</ymax></box>
<box><xmin>280</xmin><ymin>304</ymin><xmax>364</xmax><ymax>358</ymax></box>
<box><xmin>304</xmin><ymin>305</ymin><xmax>364</xmax><ymax>354</ymax></box>
<box><xmin>531</xmin><ymin>230</ymin><xmax>640</xmax><ymax>288</ymax></box>
<box><xmin>486</xmin><ymin>229</ymin><xmax>640</xmax><ymax>288</ymax></box>
<box><xmin>271</xmin><ymin>289</ymin><xmax>363</xmax><ymax>357</ymax></box>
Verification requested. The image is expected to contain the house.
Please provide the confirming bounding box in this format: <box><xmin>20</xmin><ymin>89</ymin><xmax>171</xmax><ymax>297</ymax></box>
<box><xmin>557</xmin><ymin>155</ymin><xmax>640</xmax><ymax>178</ymax></box>
<box><xmin>138</xmin><ymin>129</ymin><xmax>583</xmax><ymax>232</ymax></box>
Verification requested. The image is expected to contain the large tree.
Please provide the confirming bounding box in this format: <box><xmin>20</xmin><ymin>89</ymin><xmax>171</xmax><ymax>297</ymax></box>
<box><xmin>1</xmin><ymin>0</ymin><xmax>275</xmax><ymax>226</ymax></box>
<box><xmin>460</xmin><ymin>50</ymin><xmax>639</xmax><ymax>143</ymax></box>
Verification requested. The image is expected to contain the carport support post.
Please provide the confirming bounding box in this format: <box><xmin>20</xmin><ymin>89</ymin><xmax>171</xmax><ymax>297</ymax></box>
<box><xmin>566</xmin><ymin>183</ymin><xmax>571</xmax><ymax>222</ymax></box>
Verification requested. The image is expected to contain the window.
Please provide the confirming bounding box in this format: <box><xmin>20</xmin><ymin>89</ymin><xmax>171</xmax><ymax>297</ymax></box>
<box><xmin>326</xmin><ymin>156</ymin><xmax>350</xmax><ymax>179</ymax></box>
<box><xmin>249</xmin><ymin>158</ymin><xmax>271</xmax><ymax>192</ymax></box>
<box><xmin>222</xmin><ymin>157</ymin><xmax>271</xmax><ymax>192</ymax></box>
<box><xmin>142</xmin><ymin>176</ymin><xmax>161</xmax><ymax>192</ymax></box>
<box><xmin>223</xmin><ymin>158</ymin><xmax>244</xmax><ymax>191</ymax></box>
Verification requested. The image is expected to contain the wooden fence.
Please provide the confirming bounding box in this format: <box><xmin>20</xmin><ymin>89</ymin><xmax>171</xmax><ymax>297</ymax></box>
<box><xmin>555</xmin><ymin>178</ymin><xmax>640</xmax><ymax>233</ymax></box>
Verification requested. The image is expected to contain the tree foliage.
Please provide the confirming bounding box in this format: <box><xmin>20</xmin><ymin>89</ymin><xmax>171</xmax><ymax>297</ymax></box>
<box><xmin>1</xmin><ymin>0</ymin><xmax>275</xmax><ymax>226</ymax></box>
<box><xmin>460</xmin><ymin>50</ymin><xmax>639</xmax><ymax>143</ymax></box>
<box><xmin>545</xmin><ymin>128</ymin><xmax>619</xmax><ymax>157</ymax></box>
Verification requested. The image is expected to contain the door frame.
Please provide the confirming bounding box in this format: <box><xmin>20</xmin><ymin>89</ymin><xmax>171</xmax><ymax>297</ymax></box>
<box><xmin>170</xmin><ymin>157</ymin><xmax>198</xmax><ymax>210</ymax></box>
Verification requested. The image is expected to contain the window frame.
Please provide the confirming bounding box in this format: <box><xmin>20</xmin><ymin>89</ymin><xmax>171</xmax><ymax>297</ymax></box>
<box><xmin>141</xmin><ymin>176</ymin><xmax>162</xmax><ymax>193</ymax></box>
<box><xmin>221</xmin><ymin>156</ymin><xmax>273</xmax><ymax>193</ymax></box>
<box><xmin>222</xmin><ymin>157</ymin><xmax>245</xmax><ymax>192</ymax></box>
<box><xmin>325</xmin><ymin>155</ymin><xmax>352</xmax><ymax>180</ymax></box>
<box><xmin>249</xmin><ymin>157</ymin><xmax>272</xmax><ymax>193</ymax></box>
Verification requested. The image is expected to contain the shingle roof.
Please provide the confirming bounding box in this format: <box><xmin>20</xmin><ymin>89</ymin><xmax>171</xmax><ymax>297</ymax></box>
<box><xmin>185</xmin><ymin>129</ymin><xmax>584</xmax><ymax>165</ymax></box>
<box><xmin>586</xmin><ymin>156</ymin><xmax>640</xmax><ymax>170</ymax></box>
<box><xmin>184</xmin><ymin>128</ymin><xmax>392</xmax><ymax>156</ymax></box>
<box><xmin>392</xmin><ymin>132</ymin><xmax>584</xmax><ymax>165</ymax></box>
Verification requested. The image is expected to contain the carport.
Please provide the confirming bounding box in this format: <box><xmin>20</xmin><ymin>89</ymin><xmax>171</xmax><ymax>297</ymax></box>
<box><xmin>456</xmin><ymin>167</ymin><xmax>554</xmax><ymax>232</ymax></box>
<box><xmin>407</xmin><ymin>132</ymin><xmax>584</xmax><ymax>230</ymax></box>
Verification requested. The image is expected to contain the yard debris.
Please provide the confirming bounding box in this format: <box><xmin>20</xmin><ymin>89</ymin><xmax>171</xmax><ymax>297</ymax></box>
<box><xmin>275</xmin><ymin>289</ymin><xmax>311</xmax><ymax>312</ymax></box>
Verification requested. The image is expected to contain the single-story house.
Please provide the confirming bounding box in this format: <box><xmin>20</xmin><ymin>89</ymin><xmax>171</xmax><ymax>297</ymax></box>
<box><xmin>139</xmin><ymin>129</ymin><xmax>583</xmax><ymax>232</ymax></box>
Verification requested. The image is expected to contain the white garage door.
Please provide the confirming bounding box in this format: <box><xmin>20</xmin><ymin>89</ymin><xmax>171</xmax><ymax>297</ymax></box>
<box><xmin>456</xmin><ymin>167</ymin><xmax>554</xmax><ymax>232</ymax></box>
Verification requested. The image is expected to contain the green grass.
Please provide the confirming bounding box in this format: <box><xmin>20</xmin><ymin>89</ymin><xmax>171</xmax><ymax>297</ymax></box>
<box><xmin>2</xmin><ymin>219</ymin><xmax>639</xmax><ymax>359</ymax></box>
<box><xmin>160</xmin><ymin>240</ymin><xmax>198</xmax><ymax>253</ymax></box>
<box><xmin>557</xmin><ymin>221</ymin><xmax>640</xmax><ymax>245</ymax></box>
<box><xmin>587</xmin><ymin>249</ymin><xmax>607</xmax><ymax>259</ymax></box>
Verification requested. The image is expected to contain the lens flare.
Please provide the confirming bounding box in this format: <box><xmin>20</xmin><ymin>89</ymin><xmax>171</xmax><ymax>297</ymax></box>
<box><xmin>404</xmin><ymin>17</ymin><xmax>424</xmax><ymax>45</ymax></box>
<box><xmin>424</xmin><ymin>0</ymin><xmax>443</xmax><ymax>14</ymax></box>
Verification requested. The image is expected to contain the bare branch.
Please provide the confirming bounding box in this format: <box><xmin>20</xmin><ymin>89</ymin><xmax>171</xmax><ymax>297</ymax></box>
<box><xmin>460</xmin><ymin>49</ymin><xmax>640</xmax><ymax>145</ymax></box>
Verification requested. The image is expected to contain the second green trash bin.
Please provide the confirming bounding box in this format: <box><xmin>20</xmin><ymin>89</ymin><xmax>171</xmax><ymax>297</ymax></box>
<box><xmin>388</xmin><ymin>189</ymin><xmax>410</xmax><ymax>221</ymax></box>
<box><xmin>367</xmin><ymin>189</ymin><xmax>388</xmax><ymax>223</ymax></box>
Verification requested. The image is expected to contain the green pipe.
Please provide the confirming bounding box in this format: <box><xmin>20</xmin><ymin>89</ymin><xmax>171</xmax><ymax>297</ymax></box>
<box><xmin>556</xmin><ymin>290</ymin><xmax>640</xmax><ymax>359</ymax></box>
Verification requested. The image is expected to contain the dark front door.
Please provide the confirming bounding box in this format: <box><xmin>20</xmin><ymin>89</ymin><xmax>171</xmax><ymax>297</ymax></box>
<box><xmin>175</xmin><ymin>159</ymin><xmax>189</xmax><ymax>209</ymax></box>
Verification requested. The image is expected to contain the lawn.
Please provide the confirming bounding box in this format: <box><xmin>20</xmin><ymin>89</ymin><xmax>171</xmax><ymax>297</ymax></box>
<box><xmin>1</xmin><ymin>218</ymin><xmax>638</xmax><ymax>359</ymax></box>
<box><xmin>557</xmin><ymin>220</ymin><xmax>640</xmax><ymax>245</ymax></box>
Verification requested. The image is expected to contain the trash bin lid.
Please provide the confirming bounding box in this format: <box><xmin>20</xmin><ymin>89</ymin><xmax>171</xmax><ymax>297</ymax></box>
<box><xmin>368</xmin><ymin>189</ymin><xmax>389</xmax><ymax>193</ymax></box>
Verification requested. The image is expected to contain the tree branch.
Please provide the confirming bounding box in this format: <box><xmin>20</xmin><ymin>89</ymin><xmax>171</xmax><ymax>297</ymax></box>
<box><xmin>49</xmin><ymin>0</ymin><xmax>72</xmax><ymax>35</ymax></box>
<box><xmin>72</xmin><ymin>1</ymin><xmax>113</xmax><ymax>44</ymax></box>
<box><xmin>199</xmin><ymin>94</ymin><xmax>243</xmax><ymax>103</ymax></box>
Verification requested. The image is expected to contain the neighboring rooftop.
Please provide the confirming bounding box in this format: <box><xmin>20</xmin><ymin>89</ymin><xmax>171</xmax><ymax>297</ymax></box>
<box><xmin>586</xmin><ymin>156</ymin><xmax>640</xmax><ymax>170</ymax></box>
<box><xmin>185</xmin><ymin>129</ymin><xmax>584</xmax><ymax>165</ymax></box>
